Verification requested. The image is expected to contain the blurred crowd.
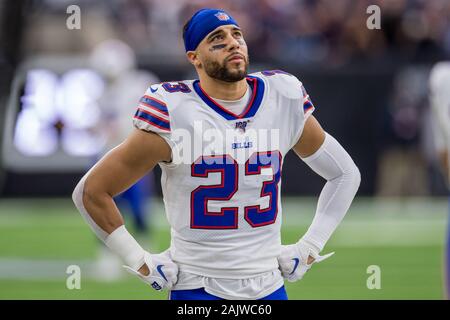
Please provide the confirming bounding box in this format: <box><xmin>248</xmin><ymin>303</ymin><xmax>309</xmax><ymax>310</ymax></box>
<box><xmin>151</xmin><ymin>0</ymin><xmax>450</xmax><ymax>66</ymax></box>
<box><xmin>23</xmin><ymin>0</ymin><xmax>450</xmax><ymax>66</ymax></box>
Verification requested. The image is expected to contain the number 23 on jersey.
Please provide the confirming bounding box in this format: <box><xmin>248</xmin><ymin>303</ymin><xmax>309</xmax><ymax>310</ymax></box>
<box><xmin>191</xmin><ymin>151</ymin><xmax>282</xmax><ymax>229</ymax></box>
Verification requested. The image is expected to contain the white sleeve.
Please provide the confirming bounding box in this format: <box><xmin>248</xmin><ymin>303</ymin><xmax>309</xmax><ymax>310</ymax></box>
<box><xmin>299</xmin><ymin>133</ymin><xmax>361</xmax><ymax>251</ymax></box>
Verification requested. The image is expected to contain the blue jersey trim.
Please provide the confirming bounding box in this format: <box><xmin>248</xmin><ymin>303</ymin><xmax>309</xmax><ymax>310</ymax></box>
<box><xmin>193</xmin><ymin>76</ymin><xmax>265</xmax><ymax>120</ymax></box>
<box><xmin>139</xmin><ymin>95</ymin><xmax>169</xmax><ymax>115</ymax></box>
<box><xmin>134</xmin><ymin>109</ymin><xmax>171</xmax><ymax>131</ymax></box>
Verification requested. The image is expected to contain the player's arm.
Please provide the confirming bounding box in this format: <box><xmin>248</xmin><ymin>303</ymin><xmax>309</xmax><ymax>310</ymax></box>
<box><xmin>72</xmin><ymin>128</ymin><xmax>177</xmax><ymax>290</ymax></box>
<box><xmin>293</xmin><ymin>115</ymin><xmax>361</xmax><ymax>250</ymax></box>
<box><xmin>278</xmin><ymin>115</ymin><xmax>361</xmax><ymax>282</ymax></box>
<box><xmin>76</xmin><ymin>128</ymin><xmax>170</xmax><ymax>234</ymax></box>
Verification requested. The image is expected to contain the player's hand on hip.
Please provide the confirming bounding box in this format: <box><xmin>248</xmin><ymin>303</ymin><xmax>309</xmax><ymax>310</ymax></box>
<box><xmin>278</xmin><ymin>239</ymin><xmax>334</xmax><ymax>282</ymax></box>
<box><xmin>123</xmin><ymin>250</ymin><xmax>178</xmax><ymax>291</ymax></box>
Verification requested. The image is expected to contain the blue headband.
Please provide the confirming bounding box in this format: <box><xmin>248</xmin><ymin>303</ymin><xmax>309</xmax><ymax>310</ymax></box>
<box><xmin>184</xmin><ymin>8</ymin><xmax>239</xmax><ymax>52</ymax></box>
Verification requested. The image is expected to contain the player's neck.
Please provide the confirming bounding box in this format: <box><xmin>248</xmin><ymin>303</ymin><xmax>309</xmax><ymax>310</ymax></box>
<box><xmin>199</xmin><ymin>76</ymin><xmax>248</xmax><ymax>101</ymax></box>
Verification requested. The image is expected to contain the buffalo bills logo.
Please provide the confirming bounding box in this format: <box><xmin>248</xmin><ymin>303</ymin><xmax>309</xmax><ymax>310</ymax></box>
<box><xmin>215</xmin><ymin>12</ymin><xmax>230</xmax><ymax>21</ymax></box>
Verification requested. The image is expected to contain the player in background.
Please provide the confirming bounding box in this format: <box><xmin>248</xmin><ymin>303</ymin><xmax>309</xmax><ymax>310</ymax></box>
<box><xmin>73</xmin><ymin>9</ymin><xmax>361</xmax><ymax>299</ymax></box>
<box><xmin>88</xmin><ymin>39</ymin><xmax>158</xmax><ymax>280</ymax></box>
<box><xmin>429</xmin><ymin>62</ymin><xmax>450</xmax><ymax>299</ymax></box>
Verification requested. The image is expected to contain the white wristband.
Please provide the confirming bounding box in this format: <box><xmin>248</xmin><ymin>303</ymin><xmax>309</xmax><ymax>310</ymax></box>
<box><xmin>104</xmin><ymin>225</ymin><xmax>146</xmax><ymax>270</ymax></box>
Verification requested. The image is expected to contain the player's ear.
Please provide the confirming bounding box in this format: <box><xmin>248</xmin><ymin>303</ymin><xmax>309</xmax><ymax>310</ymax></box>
<box><xmin>186</xmin><ymin>51</ymin><xmax>201</xmax><ymax>68</ymax></box>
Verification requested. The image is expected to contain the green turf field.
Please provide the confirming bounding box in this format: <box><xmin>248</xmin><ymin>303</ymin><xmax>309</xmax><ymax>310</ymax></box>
<box><xmin>0</xmin><ymin>197</ymin><xmax>447</xmax><ymax>299</ymax></box>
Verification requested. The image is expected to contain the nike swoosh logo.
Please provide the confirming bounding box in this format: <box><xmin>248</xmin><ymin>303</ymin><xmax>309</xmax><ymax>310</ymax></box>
<box><xmin>156</xmin><ymin>264</ymin><xmax>168</xmax><ymax>282</ymax></box>
<box><xmin>150</xmin><ymin>86</ymin><xmax>158</xmax><ymax>93</ymax></box>
<box><xmin>289</xmin><ymin>258</ymin><xmax>300</xmax><ymax>275</ymax></box>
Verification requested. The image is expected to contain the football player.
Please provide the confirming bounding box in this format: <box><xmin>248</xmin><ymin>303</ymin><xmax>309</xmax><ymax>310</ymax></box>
<box><xmin>429</xmin><ymin>61</ymin><xmax>450</xmax><ymax>299</ymax></box>
<box><xmin>72</xmin><ymin>8</ymin><xmax>361</xmax><ymax>300</ymax></box>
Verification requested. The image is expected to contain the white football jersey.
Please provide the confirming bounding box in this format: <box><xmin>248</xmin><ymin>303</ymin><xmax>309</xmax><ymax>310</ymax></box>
<box><xmin>133</xmin><ymin>70</ymin><xmax>314</xmax><ymax>279</ymax></box>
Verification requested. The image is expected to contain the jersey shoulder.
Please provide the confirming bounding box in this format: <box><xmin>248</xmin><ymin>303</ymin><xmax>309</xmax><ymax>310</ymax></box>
<box><xmin>253</xmin><ymin>69</ymin><xmax>315</xmax><ymax>116</ymax></box>
<box><xmin>132</xmin><ymin>79</ymin><xmax>197</xmax><ymax>134</ymax></box>
<box><xmin>133</xmin><ymin>83</ymin><xmax>172</xmax><ymax>134</ymax></box>
<box><xmin>252</xmin><ymin>70</ymin><xmax>304</xmax><ymax>100</ymax></box>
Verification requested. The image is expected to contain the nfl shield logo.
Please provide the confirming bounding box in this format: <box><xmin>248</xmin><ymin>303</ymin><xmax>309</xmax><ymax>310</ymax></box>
<box><xmin>215</xmin><ymin>12</ymin><xmax>230</xmax><ymax>21</ymax></box>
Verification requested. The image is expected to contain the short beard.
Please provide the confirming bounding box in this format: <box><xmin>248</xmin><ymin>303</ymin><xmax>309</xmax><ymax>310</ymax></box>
<box><xmin>203</xmin><ymin>58</ymin><xmax>249</xmax><ymax>82</ymax></box>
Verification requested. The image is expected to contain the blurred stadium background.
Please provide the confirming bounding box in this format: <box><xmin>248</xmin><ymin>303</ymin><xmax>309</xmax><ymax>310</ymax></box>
<box><xmin>0</xmin><ymin>0</ymin><xmax>449</xmax><ymax>299</ymax></box>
